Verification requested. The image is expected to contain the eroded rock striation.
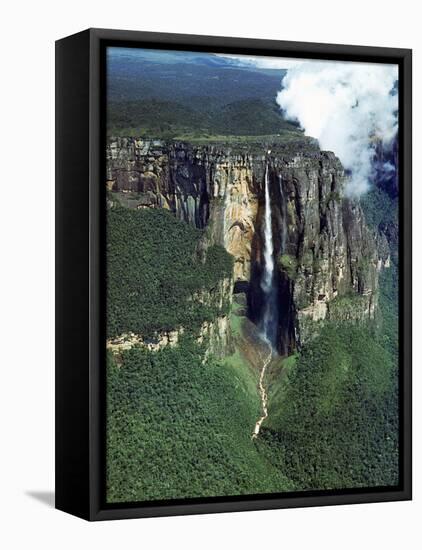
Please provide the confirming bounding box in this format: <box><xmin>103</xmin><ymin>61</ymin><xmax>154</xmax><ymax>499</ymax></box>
<box><xmin>107</xmin><ymin>137</ymin><xmax>389</xmax><ymax>352</ymax></box>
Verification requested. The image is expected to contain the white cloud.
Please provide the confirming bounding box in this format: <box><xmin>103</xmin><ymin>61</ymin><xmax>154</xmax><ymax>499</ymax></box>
<box><xmin>276</xmin><ymin>60</ymin><xmax>398</xmax><ymax>196</ymax></box>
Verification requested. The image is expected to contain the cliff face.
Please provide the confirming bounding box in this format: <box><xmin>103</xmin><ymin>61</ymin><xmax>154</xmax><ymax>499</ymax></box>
<box><xmin>107</xmin><ymin>137</ymin><xmax>387</xmax><ymax>352</ymax></box>
<box><xmin>107</xmin><ymin>138</ymin><xmax>260</xmax><ymax>282</ymax></box>
<box><xmin>272</xmin><ymin>153</ymin><xmax>384</xmax><ymax>345</ymax></box>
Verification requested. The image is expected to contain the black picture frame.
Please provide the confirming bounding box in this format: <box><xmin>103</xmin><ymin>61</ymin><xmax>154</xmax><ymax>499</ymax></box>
<box><xmin>55</xmin><ymin>27</ymin><xmax>412</xmax><ymax>521</ymax></box>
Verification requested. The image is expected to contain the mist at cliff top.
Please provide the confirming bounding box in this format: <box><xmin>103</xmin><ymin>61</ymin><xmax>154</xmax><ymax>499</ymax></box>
<box><xmin>277</xmin><ymin>61</ymin><xmax>398</xmax><ymax>196</ymax></box>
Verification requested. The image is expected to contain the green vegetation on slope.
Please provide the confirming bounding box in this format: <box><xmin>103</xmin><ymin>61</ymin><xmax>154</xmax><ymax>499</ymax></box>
<box><xmin>277</xmin><ymin>253</ymin><xmax>298</xmax><ymax>280</ymax></box>
<box><xmin>106</xmin><ymin>206</ymin><xmax>233</xmax><ymax>338</ymax></box>
<box><xmin>262</xmin><ymin>323</ymin><xmax>398</xmax><ymax>490</ymax></box>
<box><xmin>106</xmin><ymin>338</ymin><xmax>293</xmax><ymax>503</ymax></box>
<box><xmin>378</xmin><ymin>259</ymin><xmax>399</xmax><ymax>361</ymax></box>
<box><xmin>360</xmin><ymin>185</ymin><xmax>398</xmax><ymax>233</ymax></box>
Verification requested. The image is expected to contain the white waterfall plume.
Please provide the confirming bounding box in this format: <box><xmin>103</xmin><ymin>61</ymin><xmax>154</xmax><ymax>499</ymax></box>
<box><xmin>276</xmin><ymin>61</ymin><xmax>398</xmax><ymax>196</ymax></box>
<box><xmin>279</xmin><ymin>175</ymin><xmax>287</xmax><ymax>254</ymax></box>
<box><xmin>261</xmin><ymin>165</ymin><xmax>274</xmax><ymax>295</ymax></box>
<box><xmin>260</xmin><ymin>165</ymin><xmax>277</xmax><ymax>345</ymax></box>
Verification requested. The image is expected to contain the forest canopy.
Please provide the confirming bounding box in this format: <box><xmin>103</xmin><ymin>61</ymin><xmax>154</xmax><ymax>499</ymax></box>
<box><xmin>106</xmin><ymin>206</ymin><xmax>233</xmax><ymax>338</ymax></box>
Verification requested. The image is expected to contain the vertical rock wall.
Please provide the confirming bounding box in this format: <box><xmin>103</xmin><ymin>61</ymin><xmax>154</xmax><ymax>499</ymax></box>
<box><xmin>107</xmin><ymin>138</ymin><xmax>387</xmax><ymax>350</ymax></box>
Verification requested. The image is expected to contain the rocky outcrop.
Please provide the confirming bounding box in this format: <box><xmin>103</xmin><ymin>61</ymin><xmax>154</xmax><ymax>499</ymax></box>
<box><xmin>198</xmin><ymin>315</ymin><xmax>232</xmax><ymax>360</ymax></box>
<box><xmin>272</xmin><ymin>153</ymin><xmax>384</xmax><ymax>345</ymax></box>
<box><xmin>107</xmin><ymin>273</ymin><xmax>234</xmax><ymax>360</ymax></box>
<box><xmin>107</xmin><ymin>314</ymin><xmax>232</xmax><ymax>360</ymax></box>
<box><xmin>107</xmin><ymin>137</ymin><xmax>387</xmax><ymax>351</ymax></box>
<box><xmin>107</xmin><ymin>138</ymin><xmax>261</xmax><ymax>282</ymax></box>
<box><xmin>107</xmin><ymin>329</ymin><xmax>182</xmax><ymax>354</ymax></box>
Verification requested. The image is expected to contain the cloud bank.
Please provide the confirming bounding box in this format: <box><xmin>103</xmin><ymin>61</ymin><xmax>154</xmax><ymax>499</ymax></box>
<box><xmin>276</xmin><ymin>61</ymin><xmax>398</xmax><ymax>195</ymax></box>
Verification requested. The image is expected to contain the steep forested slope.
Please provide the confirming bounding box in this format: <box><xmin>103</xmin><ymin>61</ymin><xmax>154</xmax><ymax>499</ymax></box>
<box><xmin>107</xmin><ymin>341</ymin><xmax>294</xmax><ymax>502</ymax></box>
<box><xmin>107</xmin><ymin>206</ymin><xmax>232</xmax><ymax>338</ymax></box>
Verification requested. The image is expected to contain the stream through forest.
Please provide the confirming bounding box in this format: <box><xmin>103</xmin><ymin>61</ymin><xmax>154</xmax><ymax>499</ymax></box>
<box><xmin>252</xmin><ymin>343</ymin><xmax>272</xmax><ymax>438</ymax></box>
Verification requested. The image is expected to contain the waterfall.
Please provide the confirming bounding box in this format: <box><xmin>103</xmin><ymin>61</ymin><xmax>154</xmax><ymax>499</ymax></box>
<box><xmin>261</xmin><ymin>166</ymin><xmax>274</xmax><ymax>294</ymax></box>
<box><xmin>279</xmin><ymin>174</ymin><xmax>287</xmax><ymax>254</ymax></box>
<box><xmin>260</xmin><ymin>165</ymin><xmax>277</xmax><ymax>346</ymax></box>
